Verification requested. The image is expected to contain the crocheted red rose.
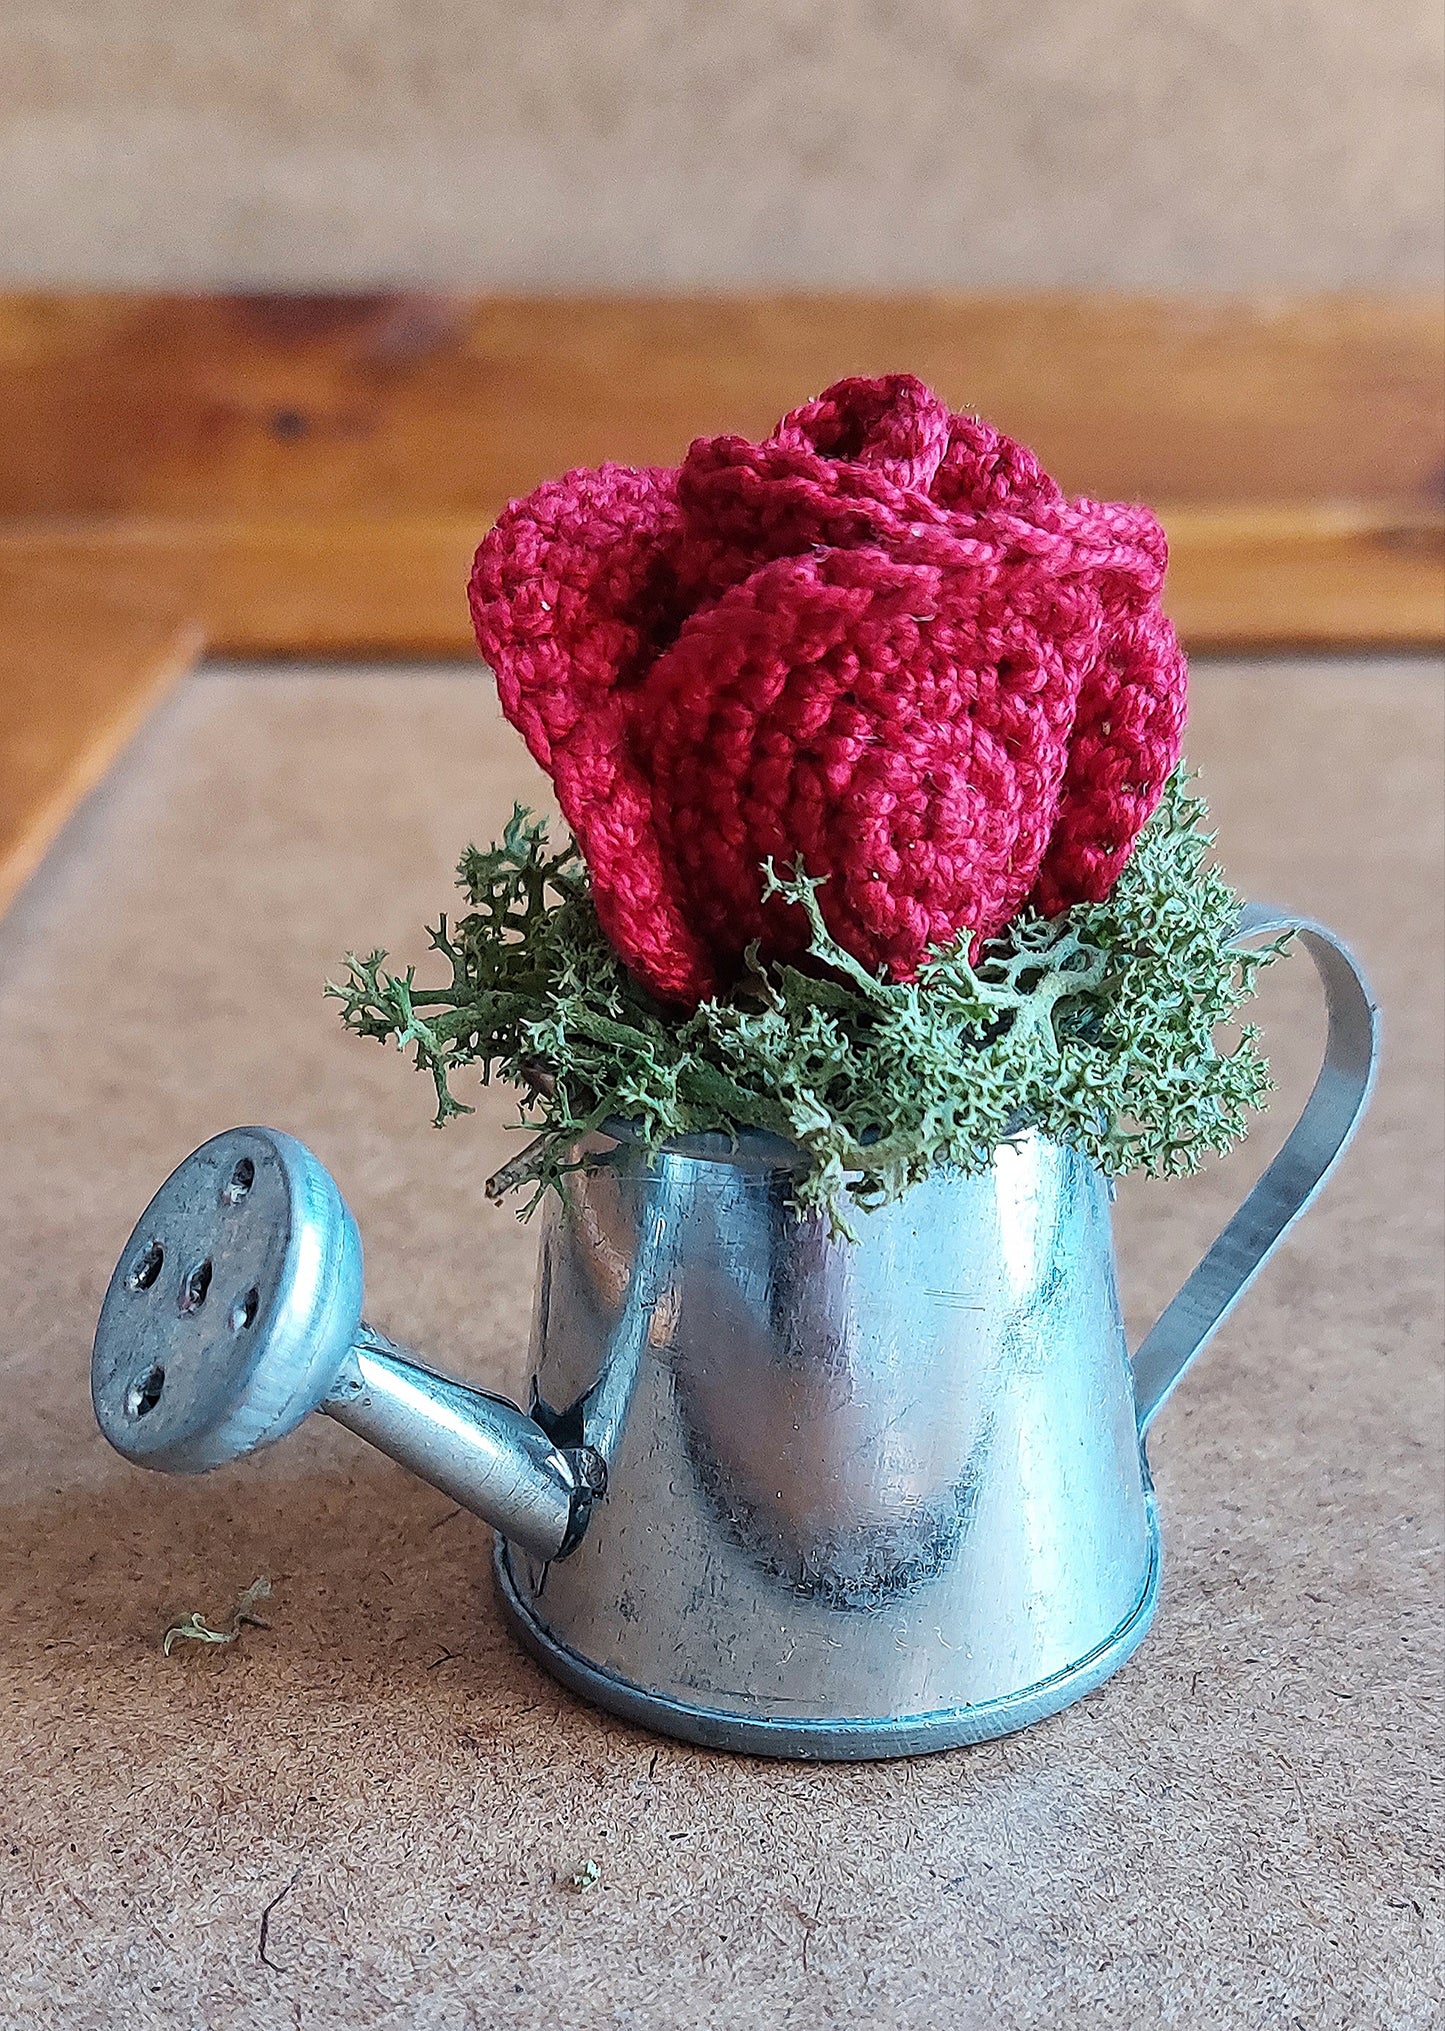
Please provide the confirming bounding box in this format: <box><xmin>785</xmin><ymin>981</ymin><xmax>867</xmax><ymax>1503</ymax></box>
<box><xmin>470</xmin><ymin>374</ymin><xmax>1187</xmax><ymax>1007</ymax></box>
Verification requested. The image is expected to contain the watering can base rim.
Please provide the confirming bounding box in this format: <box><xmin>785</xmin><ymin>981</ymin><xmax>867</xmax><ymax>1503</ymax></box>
<box><xmin>493</xmin><ymin>1518</ymin><xmax>1162</xmax><ymax>1761</ymax></box>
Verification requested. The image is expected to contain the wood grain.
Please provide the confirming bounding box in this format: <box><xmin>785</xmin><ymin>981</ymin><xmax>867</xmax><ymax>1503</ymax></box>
<box><xmin>1</xmin><ymin>290</ymin><xmax>1440</xmax><ymax>917</ymax></box>
<box><xmin>1</xmin><ymin>507</ymin><xmax>1440</xmax><ymax>660</ymax></box>
<box><xmin>0</xmin><ymin>566</ymin><xmax>201</xmax><ymax>916</ymax></box>
<box><xmin>0</xmin><ymin>291</ymin><xmax>1440</xmax><ymax>659</ymax></box>
<box><xmin>2</xmin><ymin>292</ymin><xmax>1441</xmax><ymax>521</ymax></box>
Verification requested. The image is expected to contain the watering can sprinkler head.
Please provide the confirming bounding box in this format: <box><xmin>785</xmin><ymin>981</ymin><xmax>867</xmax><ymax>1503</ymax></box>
<box><xmin>91</xmin><ymin>1127</ymin><xmax>602</xmax><ymax>1563</ymax></box>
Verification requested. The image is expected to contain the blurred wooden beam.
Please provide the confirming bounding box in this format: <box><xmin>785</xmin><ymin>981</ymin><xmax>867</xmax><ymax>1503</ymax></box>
<box><xmin>3</xmin><ymin>291</ymin><xmax>1442</xmax><ymax>522</ymax></box>
<box><xmin>1160</xmin><ymin>507</ymin><xmax>1443</xmax><ymax>651</ymax></box>
<box><xmin>0</xmin><ymin>290</ymin><xmax>1440</xmax><ymax>915</ymax></box>
<box><xmin>1</xmin><ymin>291</ymin><xmax>1441</xmax><ymax>657</ymax></box>
<box><xmin>0</xmin><ymin>504</ymin><xmax>1440</xmax><ymax>660</ymax></box>
<box><xmin>0</xmin><ymin>565</ymin><xmax>201</xmax><ymax>916</ymax></box>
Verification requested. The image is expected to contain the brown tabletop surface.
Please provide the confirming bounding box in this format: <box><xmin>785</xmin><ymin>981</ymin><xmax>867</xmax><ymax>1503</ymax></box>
<box><xmin>0</xmin><ymin>658</ymin><xmax>1440</xmax><ymax>2030</ymax></box>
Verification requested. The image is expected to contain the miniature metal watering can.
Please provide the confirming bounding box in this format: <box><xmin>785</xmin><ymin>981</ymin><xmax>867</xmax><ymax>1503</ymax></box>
<box><xmin>92</xmin><ymin>907</ymin><xmax>1377</xmax><ymax>1757</ymax></box>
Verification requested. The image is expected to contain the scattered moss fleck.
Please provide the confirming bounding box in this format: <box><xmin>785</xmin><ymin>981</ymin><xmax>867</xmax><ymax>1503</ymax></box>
<box><xmin>163</xmin><ymin>1578</ymin><xmax>273</xmax><ymax>1656</ymax></box>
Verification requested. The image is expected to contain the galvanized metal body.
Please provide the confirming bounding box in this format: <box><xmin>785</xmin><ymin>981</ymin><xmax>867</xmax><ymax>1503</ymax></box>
<box><xmin>91</xmin><ymin>906</ymin><xmax>1380</xmax><ymax>1758</ymax></box>
<box><xmin>500</xmin><ymin>1130</ymin><xmax>1160</xmax><ymax>1754</ymax></box>
<box><xmin>504</xmin><ymin>904</ymin><xmax>1380</xmax><ymax>1753</ymax></box>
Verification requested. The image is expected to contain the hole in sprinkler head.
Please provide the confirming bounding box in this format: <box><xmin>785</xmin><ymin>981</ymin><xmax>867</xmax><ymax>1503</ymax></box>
<box><xmin>230</xmin><ymin>1286</ymin><xmax>260</xmax><ymax>1333</ymax></box>
<box><xmin>125</xmin><ymin>1364</ymin><xmax>166</xmax><ymax>1418</ymax></box>
<box><xmin>221</xmin><ymin>1157</ymin><xmax>255</xmax><ymax>1206</ymax></box>
<box><xmin>179</xmin><ymin>1258</ymin><xmax>213</xmax><ymax>1313</ymax></box>
<box><xmin>127</xmin><ymin>1240</ymin><xmax>165</xmax><ymax>1292</ymax></box>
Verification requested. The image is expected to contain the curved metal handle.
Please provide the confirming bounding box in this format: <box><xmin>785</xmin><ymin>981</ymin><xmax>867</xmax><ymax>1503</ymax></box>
<box><xmin>1132</xmin><ymin>903</ymin><xmax>1380</xmax><ymax>1433</ymax></box>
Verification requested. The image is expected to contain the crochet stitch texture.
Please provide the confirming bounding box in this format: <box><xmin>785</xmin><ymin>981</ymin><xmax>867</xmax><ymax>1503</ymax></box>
<box><xmin>469</xmin><ymin>374</ymin><xmax>1187</xmax><ymax>1007</ymax></box>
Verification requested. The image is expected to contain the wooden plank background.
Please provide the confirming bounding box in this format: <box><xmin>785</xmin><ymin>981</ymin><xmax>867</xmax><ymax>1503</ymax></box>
<box><xmin>2</xmin><ymin>291</ymin><xmax>1441</xmax><ymax>654</ymax></box>
<box><xmin>1</xmin><ymin>290</ymin><xmax>1441</xmax><ymax>913</ymax></box>
<box><xmin>0</xmin><ymin>562</ymin><xmax>200</xmax><ymax>916</ymax></box>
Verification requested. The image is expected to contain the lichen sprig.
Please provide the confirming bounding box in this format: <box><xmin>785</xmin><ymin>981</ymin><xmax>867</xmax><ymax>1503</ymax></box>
<box><xmin>328</xmin><ymin>774</ymin><xmax>1278</xmax><ymax>1227</ymax></box>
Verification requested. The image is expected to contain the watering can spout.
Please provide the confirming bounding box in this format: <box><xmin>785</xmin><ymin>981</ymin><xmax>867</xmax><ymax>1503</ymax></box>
<box><xmin>91</xmin><ymin>1127</ymin><xmax>601</xmax><ymax>1564</ymax></box>
<box><xmin>319</xmin><ymin>1327</ymin><xmax>602</xmax><ymax>1561</ymax></box>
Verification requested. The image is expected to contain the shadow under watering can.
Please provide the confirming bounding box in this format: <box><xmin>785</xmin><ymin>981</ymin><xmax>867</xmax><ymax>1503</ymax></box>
<box><xmin>92</xmin><ymin>907</ymin><xmax>1378</xmax><ymax>1757</ymax></box>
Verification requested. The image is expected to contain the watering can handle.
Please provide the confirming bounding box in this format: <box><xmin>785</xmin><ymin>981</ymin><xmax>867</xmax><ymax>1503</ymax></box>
<box><xmin>1131</xmin><ymin>903</ymin><xmax>1380</xmax><ymax>1434</ymax></box>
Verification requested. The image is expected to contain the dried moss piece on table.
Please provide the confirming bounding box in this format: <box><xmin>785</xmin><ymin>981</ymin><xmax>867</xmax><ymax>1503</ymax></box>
<box><xmin>329</xmin><ymin>773</ymin><xmax>1278</xmax><ymax>1230</ymax></box>
<box><xmin>161</xmin><ymin>1577</ymin><xmax>273</xmax><ymax>1656</ymax></box>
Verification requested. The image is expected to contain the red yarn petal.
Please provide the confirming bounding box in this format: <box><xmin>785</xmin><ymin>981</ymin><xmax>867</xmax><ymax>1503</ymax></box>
<box><xmin>1030</xmin><ymin>505</ymin><xmax>1187</xmax><ymax>914</ymax></box>
<box><xmin>468</xmin><ymin>461</ymin><xmax>716</xmax><ymax>1002</ymax></box>
<box><xmin>770</xmin><ymin>373</ymin><xmax>953</xmax><ymax>491</ymax></box>
<box><xmin>469</xmin><ymin>461</ymin><xmax>681</xmax><ymax>762</ymax></box>
<box><xmin>931</xmin><ymin>411</ymin><xmax>1064</xmax><ymax>516</ymax></box>
<box><xmin>639</xmin><ymin>545</ymin><xmax>1098</xmax><ymax>985</ymax></box>
<box><xmin>1031</xmin><ymin>601</ymin><xmax>1188</xmax><ymax>913</ymax></box>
